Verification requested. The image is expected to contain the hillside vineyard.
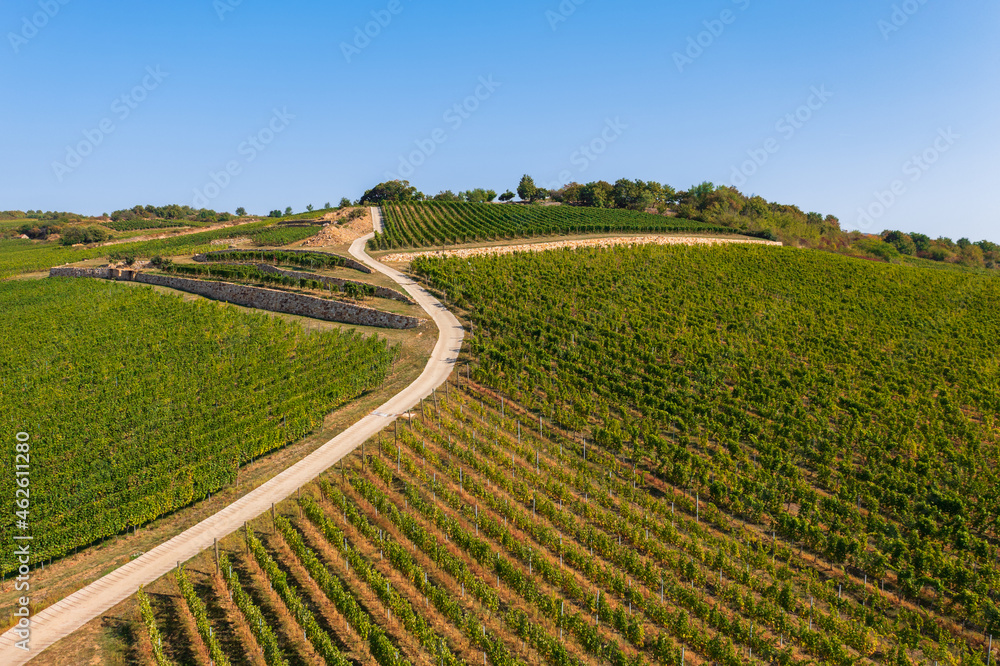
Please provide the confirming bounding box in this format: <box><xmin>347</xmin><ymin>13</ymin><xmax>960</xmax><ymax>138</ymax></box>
<box><xmin>0</xmin><ymin>278</ymin><xmax>397</xmax><ymax>572</ymax></box>
<box><xmin>371</xmin><ymin>201</ymin><xmax>750</xmax><ymax>251</ymax></box>
<box><xmin>410</xmin><ymin>244</ymin><xmax>1000</xmax><ymax>661</ymax></box>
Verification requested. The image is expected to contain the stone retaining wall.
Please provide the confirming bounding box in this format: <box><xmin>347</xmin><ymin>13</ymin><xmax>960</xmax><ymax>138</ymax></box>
<box><xmin>49</xmin><ymin>267</ymin><xmax>420</xmax><ymax>330</ymax></box>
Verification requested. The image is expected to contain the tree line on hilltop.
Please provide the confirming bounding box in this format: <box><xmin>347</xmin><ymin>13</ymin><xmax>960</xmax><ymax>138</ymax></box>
<box><xmin>359</xmin><ymin>177</ymin><xmax>1000</xmax><ymax>270</ymax></box>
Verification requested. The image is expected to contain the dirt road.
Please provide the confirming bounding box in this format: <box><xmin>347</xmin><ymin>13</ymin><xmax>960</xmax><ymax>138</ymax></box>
<box><xmin>0</xmin><ymin>232</ymin><xmax>464</xmax><ymax>663</ymax></box>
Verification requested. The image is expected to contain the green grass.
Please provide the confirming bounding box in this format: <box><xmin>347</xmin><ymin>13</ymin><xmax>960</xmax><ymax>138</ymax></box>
<box><xmin>0</xmin><ymin>277</ymin><xmax>397</xmax><ymax>573</ymax></box>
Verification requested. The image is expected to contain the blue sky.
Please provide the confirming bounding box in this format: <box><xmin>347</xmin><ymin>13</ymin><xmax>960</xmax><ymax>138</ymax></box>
<box><xmin>2</xmin><ymin>0</ymin><xmax>998</xmax><ymax>240</ymax></box>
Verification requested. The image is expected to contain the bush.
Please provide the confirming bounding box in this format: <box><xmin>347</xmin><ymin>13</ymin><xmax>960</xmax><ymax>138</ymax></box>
<box><xmin>60</xmin><ymin>226</ymin><xmax>111</xmax><ymax>246</ymax></box>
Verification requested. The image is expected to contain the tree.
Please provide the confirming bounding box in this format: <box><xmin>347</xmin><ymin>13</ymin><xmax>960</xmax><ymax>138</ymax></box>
<box><xmin>460</xmin><ymin>188</ymin><xmax>498</xmax><ymax>204</ymax></box>
<box><xmin>612</xmin><ymin>179</ymin><xmax>655</xmax><ymax>211</ymax></box>
<box><xmin>235</xmin><ymin>207</ymin><xmax>246</xmax><ymax>217</ymax></box>
<box><xmin>882</xmin><ymin>230</ymin><xmax>916</xmax><ymax>256</ymax></box>
<box><xmin>552</xmin><ymin>182</ymin><xmax>584</xmax><ymax>204</ymax></box>
<box><xmin>579</xmin><ymin>181</ymin><xmax>614</xmax><ymax>208</ymax></box>
<box><xmin>339</xmin><ymin>197</ymin><xmax>352</xmax><ymax>208</ymax></box>
<box><xmin>284</xmin><ymin>207</ymin><xmax>293</xmax><ymax>215</ymax></box>
<box><xmin>60</xmin><ymin>226</ymin><xmax>111</xmax><ymax>246</ymax></box>
<box><xmin>269</xmin><ymin>210</ymin><xmax>282</xmax><ymax>218</ymax></box>
<box><xmin>646</xmin><ymin>181</ymin><xmax>677</xmax><ymax>209</ymax></box>
<box><xmin>685</xmin><ymin>181</ymin><xmax>716</xmax><ymax>211</ymax></box>
<box><xmin>433</xmin><ymin>190</ymin><xmax>461</xmax><ymax>202</ymax></box>
<box><xmin>910</xmin><ymin>232</ymin><xmax>931</xmax><ymax>253</ymax></box>
<box><xmin>499</xmin><ymin>190</ymin><xmax>516</xmax><ymax>202</ymax></box>
<box><xmin>306</xmin><ymin>204</ymin><xmax>314</xmax><ymax>212</ymax></box>
<box><xmin>517</xmin><ymin>175</ymin><xmax>538</xmax><ymax>202</ymax></box>
<box><xmin>360</xmin><ymin>180</ymin><xmax>424</xmax><ymax>204</ymax></box>
<box><xmin>324</xmin><ymin>202</ymin><xmax>331</xmax><ymax>209</ymax></box>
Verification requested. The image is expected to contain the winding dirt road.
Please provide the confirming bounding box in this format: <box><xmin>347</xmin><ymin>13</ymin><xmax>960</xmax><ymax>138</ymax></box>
<box><xmin>0</xmin><ymin>231</ymin><xmax>464</xmax><ymax>663</ymax></box>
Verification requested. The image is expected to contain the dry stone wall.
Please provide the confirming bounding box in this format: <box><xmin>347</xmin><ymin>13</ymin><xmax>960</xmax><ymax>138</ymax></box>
<box><xmin>49</xmin><ymin>267</ymin><xmax>420</xmax><ymax>330</ymax></box>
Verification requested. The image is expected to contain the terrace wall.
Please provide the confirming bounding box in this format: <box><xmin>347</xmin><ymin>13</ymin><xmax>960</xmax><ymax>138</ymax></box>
<box><xmin>49</xmin><ymin>267</ymin><xmax>420</xmax><ymax>330</ymax></box>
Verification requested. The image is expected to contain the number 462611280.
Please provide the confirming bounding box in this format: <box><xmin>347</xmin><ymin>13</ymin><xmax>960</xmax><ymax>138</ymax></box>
<box><xmin>15</xmin><ymin>432</ymin><xmax>30</xmax><ymax>523</ymax></box>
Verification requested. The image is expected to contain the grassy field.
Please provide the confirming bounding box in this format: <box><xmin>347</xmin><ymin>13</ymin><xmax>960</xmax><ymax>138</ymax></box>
<box><xmin>370</xmin><ymin>201</ymin><xmax>762</xmax><ymax>251</ymax></box>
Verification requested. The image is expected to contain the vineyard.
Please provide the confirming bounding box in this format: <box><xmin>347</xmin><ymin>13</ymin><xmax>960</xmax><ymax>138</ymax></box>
<box><xmin>370</xmin><ymin>202</ymin><xmax>751</xmax><ymax>251</ymax></box>
<box><xmin>103</xmin><ymin>218</ymin><xmax>194</xmax><ymax>232</ymax></box>
<box><xmin>138</xmin><ymin>372</ymin><xmax>997</xmax><ymax>666</ymax></box>
<box><xmin>0</xmin><ymin>218</ymin><xmax>322</xmax><ymax>280</ymax></box>
<box><xmin>195</xmin><ymin>249</ymin><xmax>358</xmax><ymax>271</ymax></box>
<box><xmin>407</xmin><ymin>245</ymin><xmax>1000</xmax><ymax>661</ymax></box>
<box><xmin>0</xmin><ymin>277</ymin><xmax>398</xmax><ymax>574</ymax></box>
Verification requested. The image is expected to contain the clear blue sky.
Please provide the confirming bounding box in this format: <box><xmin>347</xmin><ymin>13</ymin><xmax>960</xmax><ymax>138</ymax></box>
<box><xmin>2</xmin><ymin>0</ymin><xmax>998</xmax><ymax>240</ymax></box>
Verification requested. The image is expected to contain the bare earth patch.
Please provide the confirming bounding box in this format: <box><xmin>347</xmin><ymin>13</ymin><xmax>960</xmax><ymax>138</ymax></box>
<box><xmin>299</xmin><ymin>209</ymin><xmax>374</xmax><ymax>248</ymax></box>
<box><xmin>378</xmin><ymin>235</ymin><xmax>782</xmax><ymax>262</ymax></box>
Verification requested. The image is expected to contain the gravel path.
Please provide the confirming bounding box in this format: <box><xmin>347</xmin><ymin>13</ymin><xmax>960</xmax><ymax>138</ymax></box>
<box><xmin>0</xmin><ymin>233</ymin><xmax>464</xmax><ymax>663</ymax></box>
<box><xmin>371</xmin><ymin>206</ymin><xmax>385</xmax><ymax>233</ymax></box>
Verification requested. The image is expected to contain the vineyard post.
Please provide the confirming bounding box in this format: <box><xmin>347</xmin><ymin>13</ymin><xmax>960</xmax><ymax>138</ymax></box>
<box><xmin>987</xmin><ymin>635</ymin><xmax>992</xmax><ymax>666</ymax></box>
<box><xmin>681</xmin><ymin>645</ymin><xmax>685</xmax><ymax>666</ymax></box>
<box><xmin>560</xmin><ymin>600</ymin><xmax>564</xmax><ymax>641</ymax></box>
<box><xmin>214</xmin><ymin>538</ymin><xmax>219</xmax><ymax>574</ymax></box>
<box><xmin>271</xmin><ymin>503</ymin><xmax>275</xmax><ymax>532</ymax></box>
